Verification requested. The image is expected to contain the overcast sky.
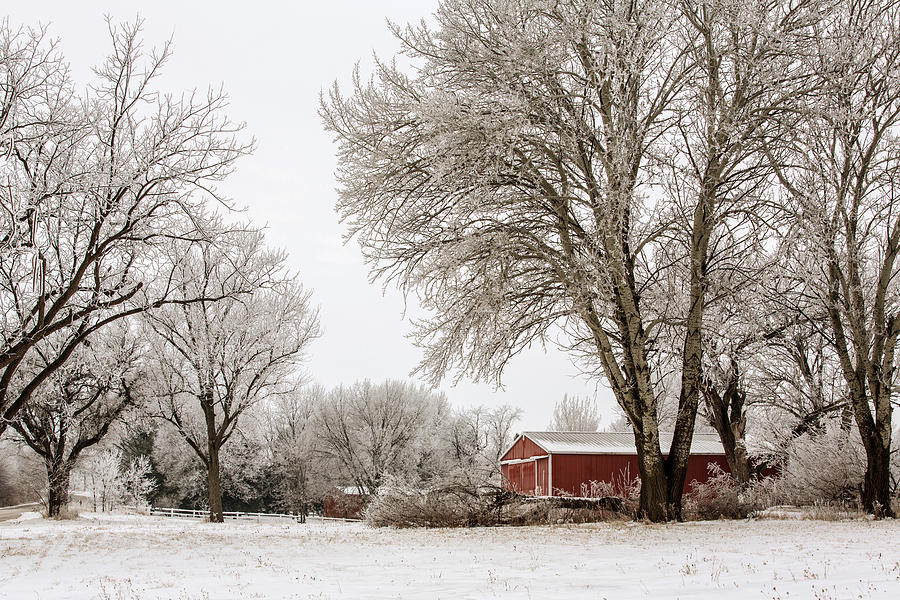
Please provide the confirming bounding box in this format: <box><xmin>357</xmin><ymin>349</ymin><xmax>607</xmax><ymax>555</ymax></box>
<box><xmin>7</xmin><ymin>1</ymin><xmax>618</xmax><ymax>430</ymax></box>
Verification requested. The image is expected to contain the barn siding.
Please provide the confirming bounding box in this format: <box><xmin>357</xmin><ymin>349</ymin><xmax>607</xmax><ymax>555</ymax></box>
<box><xmin>520</xmin><ymin>460</ymin><xmax>536</xmax><ymax>494</ymax></box>
<box><xmin>501</xmin><ymin>433</ymin><xmax>731</xmax><ymax>497</ymax></box>
<box><xmin>504</xmin><ymin>460</ymin><xmax>539</xmax><ymax>494</ymax></box>
<box><xmin>535</xmin><ymin>457</ymin><xmax>549</xmax><ymax>496</ymax></box>
<box><xmin>551</xmin><ymin>454</ymin><xmax>640</xmax><ymax>497</ymax></box>
<box><xmin>683</xmin><ymin>454</ymin><xmax>731</xmax><ymax>489</ymax></box>
<box><xmin>500</xmin><ymin>436</ymin><xmax>548</xmax><ymax>461</ymax></box>
<box><xmin>322</xmin><ymin>493</ymin><xmax>366</xmax><ymax>520</ymax></box>
<box><xmin>539</xmin><ymin>453</ymin><xmax>731</xmax><ymax>497</ymax></box>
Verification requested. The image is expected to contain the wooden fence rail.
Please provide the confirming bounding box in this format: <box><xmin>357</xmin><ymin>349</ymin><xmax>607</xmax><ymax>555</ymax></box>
<box><xmin>147</xmin><ymin>507</ymin><xmax>359</xmax><ymax>523</ymax></box>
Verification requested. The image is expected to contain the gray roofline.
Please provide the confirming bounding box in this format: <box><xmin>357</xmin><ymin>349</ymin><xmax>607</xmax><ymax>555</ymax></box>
<box><xmin>505</xmin><ymin>431</ymin><xmax>726</xmax><ymax>456</ymax></box>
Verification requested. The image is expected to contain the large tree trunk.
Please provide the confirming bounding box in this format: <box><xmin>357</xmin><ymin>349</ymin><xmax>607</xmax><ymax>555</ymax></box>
<box><xmin>826</xmin><ymin>267</ymin><xmax>896</xmax><ymax>518</ymax></box>
<box><xmin>665</xmin><ymin>168</ymin><xmax>715</xmax><ymax>519</ymax></box>
<box><xmin>853</xmin><ymin>398</ymin><xmax>895</xmax><ymax>518</ymax></box>
<box><xmin>860</xmin><ymin>438</ymin><xmax>893</xmax><ymax>517</ymax></box>
<box><xmin>591</xmin><ymin>275</ymin><xmax>686</xmax><ymax>522</ymax></box>
<box><xmin>702</xmin><ymin>375</ymin><xmax>751</xmax><ymax>485</ymax></box>
<box><xmin>634</xmin><ymin>426</ymin><xmax>669</xmax><ymax>521</ymax></box>
<box><xmin>207</xmin><ymin>441</ymin><xmax>224</xmax><ymax>523</ymax></box>
<box><xmin>202</xmin><ymin>388</ymin><xmax>225</xmax><ymax>523</ymax></box>
<box><xmin>718</xmin><ymin>419</ymin><xmax>750</xmax><ymax>484</ymax></box>
<box><xmin>298</xmin><ymin>493</ymin><xmax>308</xmax><ymax>524</ymax></box>
<box><xmin>46</xmin><ymin>460</ymin><xmax>72</xmax><ymax>518</ymax></box>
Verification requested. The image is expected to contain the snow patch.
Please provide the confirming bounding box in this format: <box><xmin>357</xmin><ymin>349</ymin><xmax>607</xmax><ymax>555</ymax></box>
<box><xmin>1</xmin><ymin>514</ymin><xmax>899</xmax><ymax>598</ymax></box>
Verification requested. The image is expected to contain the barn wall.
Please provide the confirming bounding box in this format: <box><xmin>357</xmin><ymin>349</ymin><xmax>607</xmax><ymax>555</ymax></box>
<box><xmin>548</xmin><ymin>453</ymin><xmax>732</xmax><ymax>497</ymax></box>
<box><xmin>683</xmin><ymin>454</ymin><xmax>731</xmax><ymax>489</ymax></box>
<box><xmin>503</xmin><ymin>460</ymin><xmax>538</xmax><ymax>494</ymax></box>
<box><xmin>521</xmin><ymin>461</ymin><xmax>536</xmax><ymax>494</ymax></box>
<box><xmin>322</xmin><ymin>493</ymin><xmax>366</xmax><ymax>520</ymax></box>
<box><xmin>535</xmin><ymin>457</ymin><xmax>549</xmax><ymax>496</ymax></box>
<box><xmin>551</xmin><ymin>454</ymin><xmax>640</xmax><ymax>497</ymax></box>
<box><xmin>500</xmin><ymin>436</ymin><xmax>548</xmax><ymax>461</ymax></box>
<box><xmin>509</xmin><ymin>461</ymin><xmax>536</xmax><ymax>494</ymax></box>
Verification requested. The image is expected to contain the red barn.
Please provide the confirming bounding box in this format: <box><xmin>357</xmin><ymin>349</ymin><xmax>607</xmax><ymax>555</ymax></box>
<box><xmin>499</xmin><ymin>431</ymin><xmax>730</xmax><ymax>497</ymax></box>
<box><xmin>322</xmin><ymin>487</ymin><xmax>367</xmax><ymax>520</ymax></box>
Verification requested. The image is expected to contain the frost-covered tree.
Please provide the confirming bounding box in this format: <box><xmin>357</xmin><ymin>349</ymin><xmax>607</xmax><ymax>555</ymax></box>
<box><xmin>0</xmin><ymin>438</ymin><xmax>42</xmax><ymax>506</ymax></box>
<box><xmin>753</xmin><ymin>321</ymin><xmax>850</xmax><ymax>437</ymax></box>
<box><xmin>0</xmin><ymin>20</ymin><xmax>251</xmax><ymax>435</ymax></box>
<box><xmin>148</xmin><ymin>230</ymin><xmax>320</xmax><ymax>522</ymax></box>
<box><xmin>322</xmin><ymin>0</ymin><xmax>815</xmax><ymax>520</ymax></box>
<box><xmin>78</xmin><ymin>447</ymin><xmax>123</xmax><ymax>512</ymax></box>
<box><xmin>316</xmin><ymin>380</ymin><xmax>449</xmax><ymax>495</ymax></box>
<box><xmin>444</xmin><ymin>404</ymin><xmax>521</xmax><ymax>479</ymax></box>
<box><xmin>148</xmin><ymin>423</ymin><xmax>206</xmax><ymax>509</ymax></box>
<box><xmin>549</xmin><ymin>394</ymin><xmax>600</xmax><ymax>432</ymax></box>
<box><xmin>119</xmin><ymin>454</ymin><xmax>157</xmax><ymax>507</ymax></box>
<box><xmin>777</xmin><ymin>418</ymin><xmax>868</xmax><ymax>505</ymax></box>
<box><xmin>261</xmin><ymin>385</ymin><xmax>328</xmax><ymax>521</ymax></box>
<box><xmin>8</xmin><ymin>323</ymin><xmax>143</xmax><ymax>516</ymax></box>
<box><xmin>771</xmin><ymin>0</ymin><xmax>900</xmax><ymax>516</ymax></box>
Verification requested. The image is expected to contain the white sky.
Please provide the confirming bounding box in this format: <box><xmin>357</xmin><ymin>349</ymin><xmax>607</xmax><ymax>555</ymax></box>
<box><xmin>6</xmin><ymin>1</ymin><xmax>617</xmax><ymax>430</ymax></box>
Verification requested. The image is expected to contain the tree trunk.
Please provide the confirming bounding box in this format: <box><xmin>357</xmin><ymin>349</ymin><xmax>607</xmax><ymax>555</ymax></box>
<box><xmin>634</xmin><ymin>425</ymin><xmax>669</xmax><ymax>521</ymax></box>
<box><xmin>723</xmin><ymin>426</ymin><xmax>751</xmax><ymax>485</ymax></box>
<box><xmin>862</xmin><ymin>442</ymin><xmax>892</xmax><ymax>517</ymax></box>
<box><xmin>200</xmin><ymin>384</ymin><xmax>225</xmax><ymax>523</ymax></box>
<box><xmin>207</xmin><ymin>440</ymin><xmax>224</xmax><ymax>523</ymax></box>
<box><xmin>842</xmin><ymin>365</ymin><xmax>895</xmax><ymax>518</ymax></box>
<box><xmin>665</xmin><ymin>172</ymin><xmax>714</xmax><ymax>520</ymax></box>
<box><xmin>857</xmin><ymin>422</ymin><xmax>894</xmax><ymax>518</ymax></box>
<box><xmin>703</xmin><ymin>377</ymin><xmax>752</xmax><ymax>485</ymax></box>
<box><xmin>46</xmin><ymin>460</ymin><xmax>72</xmax><ymax>518</ymax></box>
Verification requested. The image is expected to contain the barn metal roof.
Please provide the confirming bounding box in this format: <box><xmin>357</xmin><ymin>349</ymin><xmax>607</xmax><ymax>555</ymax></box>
<box><xmin>519</xmin><ymin>431</ymin><xmax>726</xmax><ymax>455</ymax></box>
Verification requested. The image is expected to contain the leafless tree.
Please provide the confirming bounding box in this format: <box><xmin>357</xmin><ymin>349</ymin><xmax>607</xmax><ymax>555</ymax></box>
<box><xmin>8</xmin><ymin>323</ymin><xmax>143</xmax><ymax>516</ymax></box>
<box><xmin>754</xmin><ymin>322</ymin><xmax>850</xmax><ymax>435</ymax></box>
<box><xmin>260</xmin><ymin>384</ymin><xmax>328</xmax><ymax>522</ymax></box>
<box><xmin>148</xmin><ymin>230</ymin><xmax>320</xmax><ymax>522</ymax></box>
<box><xmin>445</xmin><ymin>403</ymin><xmax>521</xmax><ymax>477</ymax></box>
<box><xmin>316</xmin><ymin>380</ymin><xmax>449</xmax><ymax>495</ymax></box>
<box><xmin>322</xmin><ymin>0</ymin><xmax>816</xmax><ymax>520</ymax></box>
<box><xmin>549</xmin><ymin>394</ymin><xmax>600</xmax><ymax>432</ymax></box>
<box><xmin>0</xmin><ymin>20</ymin><xmax>251</xmax><ymax>436</ymax></box>
<box><xmin>770</xmin><ymin>0</ymin><xmax>900</xmax><ymax>516</ymax></box>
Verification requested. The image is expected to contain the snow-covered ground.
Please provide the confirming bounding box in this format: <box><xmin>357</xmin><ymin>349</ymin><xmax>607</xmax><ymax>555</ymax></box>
<box><xmin>2</xmin><ymin>512</ymin><xmax>899</xmax><ymax>599</ymax></box>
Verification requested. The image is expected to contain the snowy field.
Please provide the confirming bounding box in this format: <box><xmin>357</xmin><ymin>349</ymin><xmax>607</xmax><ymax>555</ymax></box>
<box><xmin>2</xmin><ymin>512</ymin><xmax>899</xmax><ymax>600</ymax></box>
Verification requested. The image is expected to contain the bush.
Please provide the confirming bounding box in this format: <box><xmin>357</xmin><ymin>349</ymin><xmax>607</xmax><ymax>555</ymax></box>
<box><xmin>574</xmin><ymin>470</ymin><xmax>641</xmax><ymax>519</ymax></box>
<box><xmin>504</xmin><ymin>496</ymin><xmax>629</xmax><ymax>525</ymax></box>
<box><xmin>685</xmin><ymin>421</ymin><xmax>882</xmax><ymax>520</ymax></box>
<box><xmin>48</xmin><ymin>507</ymin><xmax>80</xmax><ymax>520</ymax></box>
<box><xmin>365</xmin><ymin>475</ymin><xmax>513</xmax><ymax>527</ymax></box>
<box><xmin>684</xmin><ymin>464</ymin><xmax>779</xmax><ymax>520</ymax></box>
<box><xmin>778</xmin><ymin>423</ymin><xmax>866</xmax><ymax>505</ymax></box>
<box><xmin>365</xmin><ymin>472</ymin><xmax>636</xmax><ymax>527</ymax></box>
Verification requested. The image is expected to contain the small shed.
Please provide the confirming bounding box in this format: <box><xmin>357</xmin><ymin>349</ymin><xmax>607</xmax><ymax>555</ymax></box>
<box><xmin>499</xmin><ymin>431</ymin><xmax>730</xmax><ymax>497</ymax></box>
<box><xmin>322</xmin><ymin>487</ymin><xmax>367</xmax><ymax>520</ymax></box>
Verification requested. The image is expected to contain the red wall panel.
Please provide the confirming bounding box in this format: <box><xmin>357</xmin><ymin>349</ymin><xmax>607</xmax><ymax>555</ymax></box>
<box><xmin>501</xmin><ymin>436</ymin><xmax>548</xmax><ymax>461</ymax></box>
<box><xmin>504</xmin><ymin>460</ymin><xmax>538</xmax><ymax>494</ymax></box>
<box><xmin>535</xmin><ymin>457</ymin><xmax>549</xmax><ymax>496</ymax></box>
<box><xmin>549</xmin><ymin>453</ymin><xmax>731</xmax><ymax>497</ymax></box>
<box><xmin>501</xmin><ymin>433</ymin><xmax>732</xmax><ymax>498</ymax></box>
<box><xmin>551</xmin><ymin>454</ymin><xmax>640</xmax><ymax>497</ymax></box>
<box><xmin>683</xmin><ymin>454</ymin><xmax>731</xmax><ymax>491</ymax></box>
<box><xmin>520</xmin><ymin>460</ymin><xmax>536</xmax><ymax>494</ymax></box>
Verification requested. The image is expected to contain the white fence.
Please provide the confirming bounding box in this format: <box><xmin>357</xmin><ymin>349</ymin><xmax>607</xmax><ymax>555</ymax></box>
<box><xmin>149</xmin><ymin>507</ymin><xmax>300</xmax><ymax>522</ymax></box>
<box><xmin>148</xmin><ymin>507</ymin><xmax>357</xmax><ymax>523</ymax></box>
